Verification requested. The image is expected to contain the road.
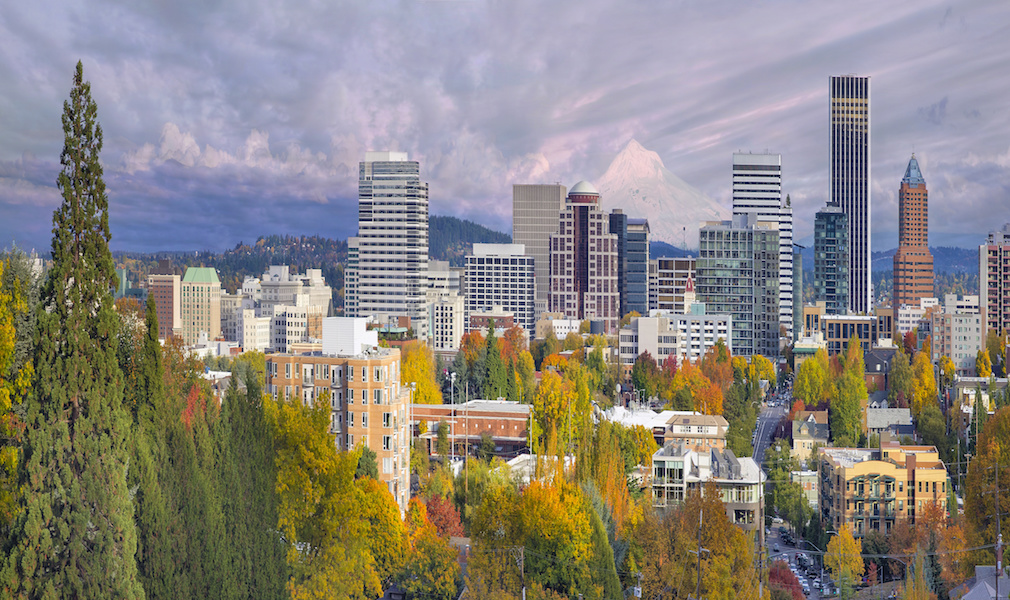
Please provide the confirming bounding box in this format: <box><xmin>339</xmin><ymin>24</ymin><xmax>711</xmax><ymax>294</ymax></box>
<box><xmin>753</xmin><ymin>398</ymin><xmax>786</xmax><ymax>467</ymax></box>
<box><xmin>767</xmin><ymin>527</ymin><xmax>825</xmax><ymax>600</ymax></box>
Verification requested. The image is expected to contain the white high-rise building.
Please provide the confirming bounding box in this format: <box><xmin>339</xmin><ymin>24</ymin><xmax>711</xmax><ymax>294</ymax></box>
<box><xmin>465</xmin><ymin>243</ymin><xmax>536</xmax><ymax>335</ymax></box>
<box><xmin>346</xmin><ymin>152</ymin><xmax>430</xmax><ymax>338</ymax></box>
<box><xmin>732</xmin><ymin>153</ymin><xmax>793</xmax><ymax>343</ymax></box>
<box><xmin>513</xmin><ymin>184</ymin><xmax>566</xmax><ymax>319</ymax></box>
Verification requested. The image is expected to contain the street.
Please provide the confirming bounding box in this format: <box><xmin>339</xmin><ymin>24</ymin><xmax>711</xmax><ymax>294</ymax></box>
<box><xmin>754</xmin><ymin>398</ymin><xmax>786</xmax><ymax>467</ymax></box>
<box><xmin>767</xmin><ymin>526</ymin><xmax>825</xmax><ymax>600</ymax></box>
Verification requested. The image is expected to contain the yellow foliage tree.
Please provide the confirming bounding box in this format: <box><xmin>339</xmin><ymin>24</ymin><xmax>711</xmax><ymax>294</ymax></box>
<box><xmin>910</xmin><ymin>350</ymin><xmax>938</xmax><ymax>420</ymax></box>
<box><xmin>751</xmin><ymin>354</ymin><xmax>777</xmax><ymax>388</ymax></box>
<box><xmin>398</xmin><ymin>498</ymin><xmax>461</xmax><ymax>600</ymax></box>
<box><xmin>401</xmin><ymin>340</ymin><xmax>443</xmax><ymax>404</ymax></box>
<box><xmin>0</xmin><ymin>256</ymin><xmax>34</xmax><ymax>527</ymax></box>
<box><xmin>826</xmin><ymin>529</ymin><xmax>864</xmax><ymax>600</ymax></box>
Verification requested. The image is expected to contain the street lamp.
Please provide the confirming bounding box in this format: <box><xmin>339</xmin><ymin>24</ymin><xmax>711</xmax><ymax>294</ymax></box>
<box><xmin>450</xmin><ymin>371</ymin><xmax>457</xmax><ymax>405</ymax></box>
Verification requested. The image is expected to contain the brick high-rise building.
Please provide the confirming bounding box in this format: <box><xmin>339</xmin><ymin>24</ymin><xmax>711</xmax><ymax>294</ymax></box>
<box><xmin>548</xmin><ymin>181</ymin><xmax>620</xmax><ymax>333</ymax></box>
<box><xmin>980</xmin><ymin>223</ymin><xmax>1010</xmax><ymax>335</ymax></box>
<box><xmin>147</xmin><ymin>273</ymin><xmax>181</xmax><ymax>340</ymax></box>
<box><xmin>893</xmin><ymin>155</ymin><xmax>934</xmax><ymax>307</ymax></box>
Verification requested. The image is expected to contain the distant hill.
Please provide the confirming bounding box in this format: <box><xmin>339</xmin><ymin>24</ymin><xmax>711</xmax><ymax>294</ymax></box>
<box><xmin>650</xmin><ymin>241</ymin><xmax>696</xmax><ymax>259</ymax></box>
<box><xmin>870</xmin><ymin>246</ymin><xmax>978</xmax><ymax>273</ymax></box>
<box><xmin>429</xmin><ymin>215</ymin><xmax>510</xmax><ymax>267</ymax></box>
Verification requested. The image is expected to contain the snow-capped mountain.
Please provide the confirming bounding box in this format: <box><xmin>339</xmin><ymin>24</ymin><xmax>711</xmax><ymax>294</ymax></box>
<box><xmin>595</xmin><ymin>139</ymin><xmax>729</xmax><ymax>249</ymax></box>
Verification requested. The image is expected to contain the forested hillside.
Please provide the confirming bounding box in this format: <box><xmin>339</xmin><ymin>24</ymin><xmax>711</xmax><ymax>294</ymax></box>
<box><xmin>428</xmin><ymin>215</ymin><xmax>510</xmax><ymax>266</ymax></box>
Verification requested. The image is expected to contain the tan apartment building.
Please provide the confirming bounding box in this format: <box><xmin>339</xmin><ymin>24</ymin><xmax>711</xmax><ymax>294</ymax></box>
<box><xmin>662</xmin><ymin>413</ymin><xmax>728</xmax><ymax>452</ymax></box>
<box><xmin>819</xmin><ymin>444</ymin><xmax>949</xmax><ymax>537</ymax></box>
<box><xmin>266</xmin><ymin>344</ymin><xmax>411</xmax><ymax>512</ymax></box>
<box><xmin>180</xmin><ymin>267</ymin><xmax>222</xmax><ymax>346</ymax></box>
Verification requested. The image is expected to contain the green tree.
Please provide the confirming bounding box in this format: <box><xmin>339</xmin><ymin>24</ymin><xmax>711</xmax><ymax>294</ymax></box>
<box><xmin>483</xmin><ymin>325</ymin><xmax>507</xmax><ymax>400</ymax></box>
<box><xmin>356</xmin><ymin>445</ymin><xmax>379</xmax><ymax>480</ymax></box>
<box><xmin>794</xmin><ymin>348</ymin><xmax>830</xmax><ymax>404</ymax></box>
<box><xmin>2</xmin><ymin>62</ymin><xmax>145</xmax><ymax>599</ymax></box>
<box><xmin>631</xmin><ymin>351</ymin><xmax>660</xmax><ymax>401</ymax></box>
<box><xmin>889</xmin><ymin>350</ymin><xmax>914</xmax><ymax>405</ymax></box>
<box><xmin>831</xmin><ymin>368</ymin><xmax>865</xmax><ymax>447</ymax></box>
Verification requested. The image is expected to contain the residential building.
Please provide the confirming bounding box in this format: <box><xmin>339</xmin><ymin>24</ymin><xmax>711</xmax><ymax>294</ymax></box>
<box><xmin>791</xmin><ymin>470</ymin><xmax>819</xmax><ymax>509</ymax></box>
<box><xmin>896</xmin><ymin>297</ymin><xmax>939</xmax><ymax>335</ymax></box>
<box><xmin>814</xmin><ymin>206</ymin><xmax>849</xmax><ymax>314</ymax></box>
<box><xmin>465</xmin><ymin>243</ymin><xmax>535</xmax><ymax>334</ymax></box>
<box><xmin>180</xmin><ymin>267</ymin><xmax>222</xmax><ymax>346</ymax></box>
<box><xmin>147</xmin><ymin>273</ymin><xmax>181</xmax><ymax>340</ymax></box>
<box><xmin>652</xmin><ymin>445</ymin><xmax>765</xmax><ymax>541</ymax></box>
<box><xmin>662</xmin><ymin>413</ymin><xmax>729</xmax><ymax>451</ymax></box>
<box><xmin>931</xmin><ymin>294</ymin><xmax>984</xmax><ymax>376</ymax></box>
<box><xmin>513</xmin><ymin>184</ymin><xmax>566</xmax><ymax>317</ymax></box>
<box><xmin>697</xmin><ymin>213</ymin><xmax>780</xmax><ymax>358</ymax></box>
<box><xmin>238</xmin><ymin>308</ymin><xmax>271</xmax><ymax>353</ymax></box>
<box><xmin>792</xmin><ymin>410</ymin><xmax>829</xmax><ymax>463</ymax></box>
<box><xmin>893</xmin><ymin>155</ymin><xmax>934</xmax><ymax>308</ymax></box>
<box><xmin>652</xmin><ymin>257</ymin><xmax>697</xmax><ymax>314</ymax></box>
<box><xmin>426</xmin><ymin>290</ymin><xmax>465</xmax><ymax>352</ymax></box>
<box><xmin>980</xmin><ymin>223</ymin><xmax>1010</xmax><ymax>335</ymax></box>
<box><xmin>412</xmin><ymin>400</ymin><xmax>531</xmax><ymax>458</ymax></box>
<box><xmin>732</xmin><ymin>152</ymin><xmax>794</xmax><ymax>341</ymax></box>
<box><xmin>346</xmin><ymin>151</ymin><xmax>429</xmax><ymax>339</ymax></box>
<box><xmin>793</xmin><ymin>247</ymin><xmax>803</xmax><ymax>340</ymax></box>
<box><xmin>259</xmin><ymin>266</ymin><xmax>331</xmax><ymax>337</ymax></box>
<box><xmin>864</xmin><ymin>342</ymin><xmax>898</xmax><ymax>393</ymax></box>
<box><xmin>866</xmin><ymin>408</ymin><xmax>913</xmax><ymax>439</ymax></box>
<box><xmin>618</xmin><ymin>307</ymin><xmax>732</xmax><ymax>375</ymax></box>
<box><xmin>803</xmin><ymin>303</ymin><xmax>894</xmax><ymax>355</ymax></box>
<box><xmin>830</xmin><ymin>75</ymin><xmax>872</xmax><ymax>313</ymax></box>
<box><xmin>610</xmin><ymin>210</ymin><xmax>627</xmax><ymax>317</ymax></box>
<box><xmin>548</xmin><ymin>181</ymin><xmax>620</xmax><ymax>333</ymax></box>
<box><xmin>265</xmin><ymin>317</ymin><xmax>410</xmax><ymax>511</ymax></box>
<box><xmin>534</xmin><ymin>313</ymin><xmax>582</xmax><ymax>340</ymax></box>
<box><xmin>819</xmin><ymin>444</ymin><xmax>949</xmax><ymax>537</ymax></box>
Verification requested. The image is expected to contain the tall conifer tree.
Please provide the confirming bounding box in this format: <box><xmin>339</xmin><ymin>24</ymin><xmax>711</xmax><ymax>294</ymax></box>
<box><xmin>1</xmin><ymin>61</ymin><xmax>144</xmax><ymax>598</ymax></box>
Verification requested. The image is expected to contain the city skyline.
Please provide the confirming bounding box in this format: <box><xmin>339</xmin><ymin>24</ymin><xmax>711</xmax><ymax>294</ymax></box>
<box><xmin>0</xmin><ymin>0</ymin><xmax>1007</xmax><ymax>252</ymax></box>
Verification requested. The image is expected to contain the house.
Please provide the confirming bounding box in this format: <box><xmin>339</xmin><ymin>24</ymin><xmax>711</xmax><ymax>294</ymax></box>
<box><xmin>792</xmin><ymin>410</ymin><xmax>829</xmax><ymax>463</ymax></box>
<box><xmin>663</xmin><ymin>413</ymin><xmax>729</xmax><ymax>452</ymax></box>
<box><xmin>866</xmin><ymin>408</ymin><xmax>913</xmax><ymax>440</ymax></box>
<box><xmin>864</xmin><ymin>343</ymin><xmax>898</xmax><ymax>393</ymax></box>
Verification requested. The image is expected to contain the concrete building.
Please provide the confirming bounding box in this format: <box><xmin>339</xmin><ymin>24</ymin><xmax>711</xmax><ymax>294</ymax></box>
<box><xmin>534</xmin><ymin>314</ymin><xmax>582</xmax><ymax>340</ymax></box>
<box><xmin>732</xmin><ymin>152</ymin><xmax>794</xmax><ymax>342</ymax></box>
<box><xmin>426</xmin><ymin>290</ymin><xmax>465</xmax><ymax>352</ymax></box>
<box><xmin>893</xmin><ymin>155</ymin><xmax>934</xmax><ymax>308</ymax></box>
<box><xmin>980</xmin><ymin>223</ymin><xmax>1010</xmax><ymax>335</ymax></box>
<box><xmin>814</xmin><ymin>206</ymin><xmax>849</xmax><ymax>314</ymax></box>
<box><xmin>803</xmin><ymin>303</ymin><xmax>894</xmax><ymax>355</ymax></box>
<box><xmin>830</xmin><ymin>75</ymin><xmax>872</xmax><ymax>314</ymax></box>
<box><xmin>819</xmin><ymin>444</ymin><xmax>948</xmax><ymax>537</ymax></box>
<box><xmin>265</xmin><ymin>318</ymin><xmax>410</xmax><ymax>511</ymax></box>
<box><xmin>346</xmin><ymin>152</ymin><xmax>429</xmax><ymax>339</ymax></box>
<box><xmin>896</xmin><ymin>297</ymin><xmax>939</xmax><ymax>335</ymax></box>
<box><xmin>147</xmin><ymin>273</ymin><xmax>181</xmax><ymax>340</ymax></box>
<box><xmin>651</xmin><ymin>257</ymin><xmax>697</xmax><ymax>315</ymax></box>
<box><xmin>548</xmin><ymin>181</ymin><xmax>620</xmax><ymax>333</ymax></box>
<box><xmin>180</xmin><ymin>267</ymin><xmax>222</xmax><ymax>346</ymax></box>
<box><xmin>652</xmin><ymin>445</ymin><xmax>765</xmax><ymax>541</ymax></box>
<box><xmin>513</xmin><ymin>184</ymin><xmax>566</xmax><ymax>318</ymax></box>
<box><xmin>618</xmin><ymin>307</ymin><xmax>732</xmax><ymax>375</ymax></box>
<box><xmin>791</xmin><ymin>470</ymin><xmax>819</xmax><ymax>509</ymax></box>
<box><xmin>465</xmin><ymin>243</ymin><xmax>535</xmax><ymax>334</ymax></box>
<box><xmin>931</xmin><ymin>294</ymin><xmax>984</xmax><ymax>376</ymax></box>
<box><xmin>626</xmin><ymin>218</ymin><xmax>651</xmax><ymax>317</ymax></box>
<box><xmin>697</xmin><ymin>213</ymin><xmax>780</xmax><ymax>358</ymax></box>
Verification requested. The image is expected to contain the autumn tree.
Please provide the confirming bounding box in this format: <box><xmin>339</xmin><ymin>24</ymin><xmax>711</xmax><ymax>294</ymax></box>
<box><xmin>794</xmin><ymin>348</ymin><xmax>832</xmax><ymax>405</ymax></box>
<box><xmin>484</xmin><ymin>325</ymin><xmax>508</xmax><ymax>401</ymax></box>
<box><xmin>826</xmin><ymin>529</ymin><xmax>864</xmax><ymax>600</ymax></box>
<box><xmin>977</xmin><ymin>349</ymin><xmax>993</xmax><ymax>378</ymax></box>
<box><xmin>965</xmin><ymin>406</ymin><xmax>1010</xmax><ymax>562</ymax></box>
<box><xmin>889</xmin><ymin>350</ymin><xmax>914</xmax><ymax>405</ymax></box>
<box><xmin>910</xmin><ymin>349</ymin><xmax>938</xmax><ymax>419</ymax></box>
<box><xmin>401</xmin><ymin>340</ymin><xmax>443</xmax><ymax>404</ymax></box>
<box><xmin>1</xmin><ymin>62</ymin><xmax>144</xmax><ymax>598</ymax></box>
<box><xmin>399</xmin><ymin>498</ymin><xmax>461</xmax><ymax>599</ymax></box>
<box><xmin>631</xmin><ymin>351</ymin><xmax>660</xmax><ymax>400</ymax></box>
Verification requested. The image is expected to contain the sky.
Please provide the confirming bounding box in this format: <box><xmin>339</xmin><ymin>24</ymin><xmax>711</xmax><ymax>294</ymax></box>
<box><xmin>1</xmin><ymin>0</ymin><xmax>1008</xmax><ymax>253</ymax></box>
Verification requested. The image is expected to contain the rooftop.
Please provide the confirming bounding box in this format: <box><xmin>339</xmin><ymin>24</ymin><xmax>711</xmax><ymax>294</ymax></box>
<box><xmin>182</xmin><ymin>267</ymin><xmax>221</xmax><ymax>284</ymax></box>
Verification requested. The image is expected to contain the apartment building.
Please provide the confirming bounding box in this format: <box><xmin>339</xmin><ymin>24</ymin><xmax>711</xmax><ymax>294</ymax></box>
<box><xmin>180</xmin><ymin>267</ymin><xmax>222</xmax><ymax>346</ymax></box>
<box><xmin>792</xmin><ymin>410</ymin><xmax>829</xmax><ymax>462</ymax></box>
<box><xmin>618</xmin><ymin>308</ymin><xmax>732</xmax><ymax>375</ymax></box>
<box><xmin>651</xmin><ymin>257</ymin><xmax>697</xmax><ymax>314</ymax></box>
<box><xmin>265</xmin><ymin>317</ymin><xmax>410</xmax><ymax>511</ymax></box>
<box><xmin>819</xmin><ymin>444</ymin><xmax>949</xmax><ymax>537</ymax></box>
<box><xmin>661</xmin><ymin>413</ymin><xmax>729</xmax><ymax>451</ymax></box>
<box><xmin>465</xmin><ymin>244</ymin><xmax>535</xmax><ymax>334</ymax></box>
<box><xmin>931</xmin><ymin>294</ymin><xmax>984</xmax><ymax>376</ymax></box>
<box><xmin>147</xmin><ymin>273</ymin><xmax>181</xmax><ymax>340</ymax></box>
<box><xmin>980</xmin><ymin>223</ymin><xmax>1010</xmax><ymax>335</ymax></box>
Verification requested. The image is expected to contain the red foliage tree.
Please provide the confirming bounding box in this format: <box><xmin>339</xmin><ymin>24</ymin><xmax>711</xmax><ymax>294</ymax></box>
<box><xmin>768</xmin><ymin>560</ymin><xmax>804</xmax><ymax>600</ymax></box>
<box><xmin>425</xmin><ymin>495</ymin><xmax>465</xmax><ymax>538</ymax></box>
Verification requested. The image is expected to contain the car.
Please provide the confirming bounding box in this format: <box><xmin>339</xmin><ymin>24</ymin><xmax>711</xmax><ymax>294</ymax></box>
<box><xmin>774</xmin><ymin>543</ymin><xmax>780</xmax><ymax>552</ymax></box>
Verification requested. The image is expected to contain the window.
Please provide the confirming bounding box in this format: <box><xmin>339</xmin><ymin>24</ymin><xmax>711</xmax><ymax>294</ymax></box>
<box><xmin>374</xmin><ymin>389</ymin><xmax>382</xmax><ymax>404</ymax></box>
<box><xmin>285</xmin><ymin>363</ymin><xmax>291</xmax><ymax>378</ymax></box>
<box><xmin>362</xmin><ymin>413</ymin><xmax>368</xmax><ymax>428</ymax></box>
<box><xmin>348</xmin><ymin>389</ymin><xmax>354</xmax><ymax>404</ymax></box>
<box><xmin>383</xmin><ymin>413</ymin><xmax>392</xmax><ymax>428</ymax></box>
<box><xmin>346</xmin><ymin>434</ymin><xmax>353</xmax><ymax>446</ymax></box>
<box><xmin>383</xmin><ymin>435</ymin><xmax>392</xmax><ymax>450</ymax></box>
<box><xmin>374</xmin><ymin>367</ymin><xmax>382</xmax><ymax>382</ymax></box>
<box><xmin>348</xmin><ymin>413</ymin><xmax>355</xmax><ymax>427</ymax></box>
<box><xmin>383</xmin><ymin>457</ymin><xmax>392</xmax><ymax>474</ymax></box>
<box><xmin>348</xmin><ymin>366</ymin><xmax>354</xmax><ymax>382</ymax></box>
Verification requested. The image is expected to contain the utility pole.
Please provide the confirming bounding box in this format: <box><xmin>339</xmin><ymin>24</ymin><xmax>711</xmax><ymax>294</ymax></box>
<box><xmin>689</xmin><ymin>508</ymin><xmax>710</xmax><ymax>600</ymax></box>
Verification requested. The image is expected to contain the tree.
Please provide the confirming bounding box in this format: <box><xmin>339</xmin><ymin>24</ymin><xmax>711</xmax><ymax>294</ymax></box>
<box><xmin>752</xmin><ymin>354</ymin><xmax>777</xmax><ymax>389</ymax></box>
<box><xmin>831</xmin><ymin>368</ymin><xmax>865</xmax><ymax>447</ymax></box>
<box><xmin>1</xmin><ymin>62</ymin><xmax>145</xmax><ymax>598</ymax></box>
<box><xmin>436</xmin><ymin>420</ymin><xmax>451</xmax><ymax>460</ymax></box>
<box><xmin>631</xmin><ymin>351</ymin><xmax>660</xmax><ymax>401</ymax></box>
<box><xmin>401</xmin><ymin>340</ymin><xmax>443</xmax><ymax>404</ymax></box>
<box><xmin>910</xmin><ymin>350</ymin><xmax>937</xmax><ymax>419</ymax></box>
<box><xmin>563</xmin><ymin>331</ymin><xmax>583</xmax><ymax>352</ymax></box>
<box><xmin>826</xmin><ymin>529</ymin><xmax>864</xmax><ymax>600</ymax></box>
<box><xmin>484</xmin><ymin>325</ymin><xmax>507</xmax><ymax>400</ymax></box>
<box><xmin>977</xmin><ymin>349</ymin><xmax>992</xmax><ymax>378</ymax></box>
<box><xmin>478</xmin><ymin>431</ymin><xmax>495</xmax><ymax>462</ymax></box>
<box><xmin>889</xmin><ymin>350</ymin><xmax>914</xmax><ymax>405</ymax></box>
<box><xmin>794</xmin><ymin>348</ymin><xmax>830</xmax><ymax>404</ymax></box>
<box><xmin>356</xmin><ymin>445</ymin><xmax>379</xmax><ymax>479</ymax></box>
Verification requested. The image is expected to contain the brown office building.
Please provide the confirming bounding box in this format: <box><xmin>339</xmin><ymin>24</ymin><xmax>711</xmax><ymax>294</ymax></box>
<box><xmin>892</xmin><ymin>155</ymin><xmax>934</xmax><ymax>307</ymax></box>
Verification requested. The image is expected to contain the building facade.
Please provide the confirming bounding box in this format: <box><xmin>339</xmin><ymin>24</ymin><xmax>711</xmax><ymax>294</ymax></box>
<box><xmin>652</xmin><ymin>257</ymin><xmax>697</xmax><ymax>314</ymax></box>
<box><xmin>265</xmin><ymin>321</ymin><xmax>410</xmax><ymax>512</ymax></box>
<box><xmin>618</xmin><ymin>309</ymin><xmax>732</xmax><ymax>373</ymax></box>
<box><xmin>830</xmin><ymin>75</ymin><xmax>871</xmax><ymax>314</ymax></box>
<box><xmin>931</xmin><ymin>294</ymin><xmax>983</xmax><ymax>376</ymax></box>
<box><xmin>346</xmin><ymin>152</ymin><xmax>429</xmax><ymax>338</ymax></box>
<box><xmin>180</xmin><ymin>267</ymin><xmax>222</xmax><ymax>346</ymax></box>
<box><xmin>732</xmin><ymin>153</ymin><xmax>794</xmax><ymax>342</ymax></box>
<box><xmin>626</xmin><ymin>218</ymin><xmax>651</xmax><ymax>317</ymax></box>
<box><xmin>147</xmin><ymin>273</ymin><xmax>181</xmax><ymax>340</ymax></box>
<box><xmin>893</xmin><ymin>155</ymin><xmax>934</xmax><ymax>308</ymax></box>
<box><xmin>697</xmin><ymin>214</ymin><xmax>780</xmax><ymax>358</ymax></box>
<box><xmin>513</xmin><ymin>184</ymin><xmax>566</xmax><ymax>318</ymax></box>
<box><xmin>980</xmin><ymin>224</ymin><xmax>1010</xmax><ymax>336</ymax></box>
<box><xmin>465</xmin><ymin>243</ymin><xmax>535</xmax><ymax>334</ymax></box>
<box><xmin>819</xmin><ymin>444</ymin><xmax>948</xmax><ymax>537</ymax></box>
<box><xmin>814</xmin><ymin>206</ymin><xmax>849</xmax><ymax>314</ymax></box>
<box><xmin>548</xmin><ymin>181</ymin><xmax>620</xmax><ymax>333</ymax></box>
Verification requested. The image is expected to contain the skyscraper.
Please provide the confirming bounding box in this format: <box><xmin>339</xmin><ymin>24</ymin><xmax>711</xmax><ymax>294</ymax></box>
<box><xmin>814</xmin><ymin>206</ymin><xmax>849</xmax><ymax>314</ymax></box>
<box><xmin>549</xmin><ymin>181</ymin><xmax>620</xmax><ymax>333</ymax></box>
<box><xmin>626</xmin><ymin>218</ymin><xmax>651</xmax><ymax>316</ymax></box>
<box><xmin>830</xmin><ymin>75</ymin><xmax>871</xmax><ymax>313</ymax></box>
<box><xmin>513</xmin><ymin>184</ymin><xmax>566</xmax><ymax>318</ymax></box>
<box><xmin>980</xmin><ymin>223</ymin><xmax>1010</xmax><ymax>335</ymax></box>
<box><xmin>697</xmin><ymin>213</ymin><xmax>780</xmax><ymax>358</ymax></box>
<box><xmin>892</xmin><ymin>155</ymin><xmax>934</xmax><ymax>307</ymax></box>
<box><xmin>732</xmin><ymin>152</ymin><xmax>793</xmax><ymax>341</ymax></box>
<box><xmin>346</xmin><ymin>151</ymin><xmax>429</xmax><ymax>336</ymax></box>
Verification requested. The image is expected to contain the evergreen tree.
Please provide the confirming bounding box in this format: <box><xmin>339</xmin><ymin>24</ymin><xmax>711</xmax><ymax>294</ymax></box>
<box><xmin>2</xmin><ymin>61</ymin><xmax>144</xmax><ymax>598</ymax></box>
<box><xmin>483</xmin><ymin>323</ymin><xmax>506</xmax><ymax>400</ymax></box>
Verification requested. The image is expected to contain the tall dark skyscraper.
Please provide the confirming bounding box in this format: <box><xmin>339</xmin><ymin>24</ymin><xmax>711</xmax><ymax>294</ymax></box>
<box><xmin>814</xmin><ymin>206</ymin><xmax>849</xmax><ymax>315</ymax></box>
<box><xmin>830</xmin><ymin>75</ymin><xmax>871</xmax><ymax>313</ymax></box>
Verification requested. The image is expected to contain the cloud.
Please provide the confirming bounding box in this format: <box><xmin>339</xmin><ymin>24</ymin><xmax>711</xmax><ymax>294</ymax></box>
<box><xmin>1</xmin><ymin>0</ymin><xmax>1009</xmax><ymax>253</ymax></box>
